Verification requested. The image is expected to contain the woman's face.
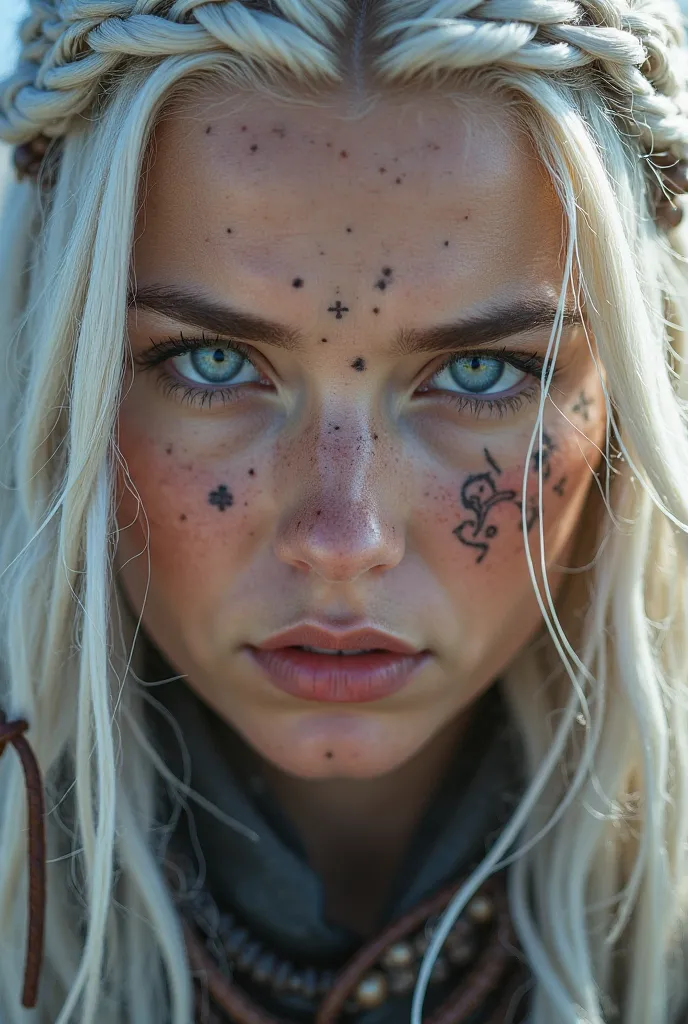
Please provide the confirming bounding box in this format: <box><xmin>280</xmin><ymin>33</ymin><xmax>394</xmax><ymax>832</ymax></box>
<box><xmin>117</xmin><ymin>87</ymin><xmax>605</xmax><ymax>779</ymax></box>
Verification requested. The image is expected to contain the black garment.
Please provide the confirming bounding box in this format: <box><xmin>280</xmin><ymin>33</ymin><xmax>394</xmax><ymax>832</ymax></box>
<box><xmin>146</xmin><ymin>661</ymin><xmax>526</xmax><ymax>1024</ymax></box>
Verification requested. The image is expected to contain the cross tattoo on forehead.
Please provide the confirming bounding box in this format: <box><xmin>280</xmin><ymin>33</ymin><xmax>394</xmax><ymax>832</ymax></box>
<box><xmin>328</xmin><ymin>301</ymin><xmax>349</xmax><ymax>319</ymax></box>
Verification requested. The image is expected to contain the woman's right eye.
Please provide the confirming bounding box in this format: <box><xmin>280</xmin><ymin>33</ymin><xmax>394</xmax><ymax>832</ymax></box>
<box><xmin>169</xmin><ymin>345</ymin><xmax>262</xmax><ymax>387</ymax></box>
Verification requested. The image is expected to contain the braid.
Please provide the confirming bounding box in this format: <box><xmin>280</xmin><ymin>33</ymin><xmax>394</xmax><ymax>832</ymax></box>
<box><xmin>0</xmin><ymin>0</ymin><xmax>346</xmax><ymax>145</ymax></box>
<box><xmin>373</xmin><ymin>0</ymin><xmax>688</xmax><ymax>156</ymax></box>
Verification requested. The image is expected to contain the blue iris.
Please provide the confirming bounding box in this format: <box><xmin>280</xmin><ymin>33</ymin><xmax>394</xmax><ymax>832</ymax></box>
<box><xmin>190</xmin><ymin>348</ymin><xmax>245</xmax><ymax>384</ymax></box>
<box><xmin>449</xmin><ymin>356</ymin><xmax>504</xmax><ymax>394</ymax></box>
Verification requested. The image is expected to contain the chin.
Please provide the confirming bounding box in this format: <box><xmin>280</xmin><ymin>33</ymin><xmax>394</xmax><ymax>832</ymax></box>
<box><xmin>239</xmin><ymin>710</ymin><xmax>430</xmax><ymax>780</ymax></box>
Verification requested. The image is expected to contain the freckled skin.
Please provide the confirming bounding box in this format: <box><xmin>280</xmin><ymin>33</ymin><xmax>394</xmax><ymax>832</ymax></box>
<box><xmin>117</xmin><ymin>90</ymin><xmax>606</xmax><ymax>783</ymax></box>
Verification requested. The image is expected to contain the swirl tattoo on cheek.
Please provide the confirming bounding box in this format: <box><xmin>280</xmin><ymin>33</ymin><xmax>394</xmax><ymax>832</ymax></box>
<box><xmin>453</xmin><ymin>451</ymin><xmax>517</xmax><ymax>564</ymax></box>
<box><xmin>453</xmin><ymin>434</ymin><xmax>563</xmax><ymax>563</ymax></box>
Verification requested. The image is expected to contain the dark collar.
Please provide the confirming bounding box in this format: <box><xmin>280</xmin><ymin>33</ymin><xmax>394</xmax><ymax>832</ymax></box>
<box><xmin>146</xmin><ymin>666</ymin><xmax>523</xmax><ymax>966</ymax></box>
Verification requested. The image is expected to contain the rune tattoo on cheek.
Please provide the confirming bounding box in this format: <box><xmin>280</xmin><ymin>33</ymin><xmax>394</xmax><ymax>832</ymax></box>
<box><xmin>208</xmin><ymin>484</ymin><xmax>234</xmax><ymax>511</ymax></box>
<box><xmin>453</xmin><ymin>449</ymin><xmax>517</xmax><ymax>564</ymax></box>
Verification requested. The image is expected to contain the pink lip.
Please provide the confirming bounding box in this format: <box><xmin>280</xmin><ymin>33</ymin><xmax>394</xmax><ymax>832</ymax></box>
<box><xmin>247</xmin><ymin>623</ymin><xmax>430</xmax><ymax>703</ymax></box>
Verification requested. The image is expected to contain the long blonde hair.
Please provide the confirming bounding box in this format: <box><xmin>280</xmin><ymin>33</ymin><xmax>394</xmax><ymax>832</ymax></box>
<box><xmin>1</xmin><ymin>1</ymin><xmax>688</xmax><ymax>1022</ymax></box>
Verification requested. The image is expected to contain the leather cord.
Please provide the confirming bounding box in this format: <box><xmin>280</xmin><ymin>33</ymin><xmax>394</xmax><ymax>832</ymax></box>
<box><xmin>0</xmin><ymin>708</ymin><xmax>46</xmax><ymax>1008</ymax></box>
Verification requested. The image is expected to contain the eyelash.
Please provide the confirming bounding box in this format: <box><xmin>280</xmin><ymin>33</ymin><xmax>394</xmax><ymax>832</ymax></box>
<box><xmin>134</xmin><ymin>333</ymin><xmax>554</xmax><ymax>417</ymax></box>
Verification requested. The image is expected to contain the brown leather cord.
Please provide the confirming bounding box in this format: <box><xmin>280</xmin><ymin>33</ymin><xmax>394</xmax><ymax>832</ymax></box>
<box><xmin>185</xmin><ymin>873</ymin><xmax>522</xmax><ymax>1024</ymax></box>
<box><xmin>0</xmin><ymin>709</ymin><xmax>46</xmax><ymax>1008</ymax></box>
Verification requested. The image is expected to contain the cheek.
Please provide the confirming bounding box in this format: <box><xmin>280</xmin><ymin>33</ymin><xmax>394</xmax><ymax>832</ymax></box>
<box><xmin>114</xmin><ymin>423</ymin><xmax>258</xmax><ymax>597</ymax></box>
<box><xmin>416</xmin><ymin>437</ymin><xmax>598</xmax><ymax>593</ymax></box>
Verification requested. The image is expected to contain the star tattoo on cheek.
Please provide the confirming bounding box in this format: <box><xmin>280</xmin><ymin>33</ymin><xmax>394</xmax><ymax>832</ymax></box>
<box><xmin>208</xmin><ymin>484</ymin><xmax>234</xmax><ymax>511</ymax></box>
<box><xmin>572</xmin><ymin>391</ymin><xmax>593</xmax><ymax>421</ymax></box>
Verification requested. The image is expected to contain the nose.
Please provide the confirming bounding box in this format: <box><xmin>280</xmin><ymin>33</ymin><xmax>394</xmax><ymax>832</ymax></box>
<box><xmin>272</xmin><ymin>424</ymin><xmax>405</xmax><ymax>583</ymax></box>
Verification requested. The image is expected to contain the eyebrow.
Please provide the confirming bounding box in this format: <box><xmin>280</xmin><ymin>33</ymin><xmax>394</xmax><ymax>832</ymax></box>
<box><xmin>127</xmin><ymin>285</ymin><xmax>582</xmax><ymax>356</ymax></box>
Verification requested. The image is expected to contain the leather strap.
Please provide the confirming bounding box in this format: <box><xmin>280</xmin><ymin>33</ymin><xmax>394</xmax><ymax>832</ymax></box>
<box><xmin>0</xmin><ymin>708</ymin><xmax>46</xmax><ymax>1008</ymax></box>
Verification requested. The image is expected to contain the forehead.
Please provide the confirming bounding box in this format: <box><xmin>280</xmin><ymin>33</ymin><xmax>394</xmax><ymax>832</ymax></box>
<box><xmin>135</xmin><ymin>87</ymin><xmax>564</xmax><ymax>312</ymax></box>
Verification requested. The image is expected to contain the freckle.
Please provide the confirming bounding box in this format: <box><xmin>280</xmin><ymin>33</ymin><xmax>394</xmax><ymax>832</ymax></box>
<box><xmin>395</xmin><ymin>178</ymin><xmax>402</xmax><ymax>184</ymax></box>
<box><xmin>316</xmin><ymin>509</ymin><xmax>322</xmax><ymax>516</ymax></box>
<box><xmin>373</xmin><ymin>307</ymin><xmax>380</xmax><ymax>315</ymax></box>
<box><xmin>382</xmin><ymin>267</ymin><xmax>392</xmax><ymax>277</ymax></box>
<box><xmin>464</xmin><ymin>214</ymin><xmax>469</xmax><ymax>220</ymax></box>
<box><xmin>165</xmin><ymin>445</ymin><xmax>173</xmax><ymax>455</ymax></box>
<box><xmin>227</xmin><ymin>227</ymin><xmax>232</xmax><ymax>234</ymax></box>
<box><xmin>334</xmin><ymin>425</ymin><xmax>340</xmax><ymax>431</ymax></box>
<box><xmin>326</xmin><ymin>142</ymin><xmax>332</xmax><ymax>148</ymax></box>
<box><xmin>205</xmin><ymin>125</ymin><xmax>212</xmax><ymax>135</ymax></box>
<box><xmin>321</xmin><ymin>337</ymin><xmax>328</xmax><ymax>343</ymax></box>
<box><xmin>373</xmin><ymin>433</ymin><xmax>379</xmax><ymax>440</ymax></box>
<box><xmin>340</xmin><ymin>150</ymin><xmax>348</xmax><ymax>158</ymax></box>
<box><xmin>319</xmin><ymin>250</ymin><xmax>326</xmax><ymax>256</ymax></box>
<box><xmin>379</xmin><ymin>167</ymin><xmax>387</xmax><ymax>174</ymax></box>
<box><xmin>443</xmin><ymin>240</ymin><xmax>449</xmax><ymax>246</ymax></box>
<box><xmin>351</xmin><ymin>357</ymin><xmax>366</xmax><ymax>372</ymax></box>
<box><xmin>346</xmin><ymin>226</ymin><xmax>353</xmax><ymax>233</ymax></box>
<box><xmin>244</xmin><ymin>501</ymin><xmax>248</xmax><ymax>507</ymax></box>
<box><xmin>179</xmin><ymin>513</ymin><xmax>187</xmax><ymax>522</ymax></box>
<box><xmin>250</xmin><ymin>143</ymin><xmax>258</xmax><ymax>152</ymax></box>
<box><xmin>375</xmin><ymin>279</ymin><xmax>387</xmax><ymax>291</ymax></box>
<box><xmin>248</xmin><ymin>468</ymin><xmax>255</xmax><ymax>476</ymax></box>
<box><xmin>292</xmin><ymin>277</ymin><xmax>304</xmax><ymax>288</ymax></box>
<box><xmin>325</xmin><ymin>751</ymin><xmax>333</xmax><ymax>759</ymax></box>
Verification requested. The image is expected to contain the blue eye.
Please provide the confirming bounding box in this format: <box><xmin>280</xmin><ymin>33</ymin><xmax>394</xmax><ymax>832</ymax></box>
<box><xmin>432</xmin><ymin>355</ymin><xmax>526</xmax><ymax>395</ymax></box>
<box><xmin>173</xmin><ymin>346</ymin><xmax>261</xmax><ymax>387</ymax></box>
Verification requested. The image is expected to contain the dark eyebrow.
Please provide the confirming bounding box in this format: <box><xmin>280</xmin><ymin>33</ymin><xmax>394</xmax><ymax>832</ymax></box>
<box><xmin>127</xmin><ymin>285</ymin><xmax>304</xmax><ymax>351</ymax></box>
<box><xmin>127</xmin><ymin>286</ymin><xmax>581</xmax><ymax>355</ymax></box>
<box><xmin>396</xmin><ymin>297</ymin><xmax>582</xmax><ymax>355</ymax></box>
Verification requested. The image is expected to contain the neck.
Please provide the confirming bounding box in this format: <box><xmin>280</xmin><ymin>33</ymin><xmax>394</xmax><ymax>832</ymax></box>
<box><xmin>258</xmin><ymin>708</ymin><xmax>475</xmax><ymax>936</ymax></box>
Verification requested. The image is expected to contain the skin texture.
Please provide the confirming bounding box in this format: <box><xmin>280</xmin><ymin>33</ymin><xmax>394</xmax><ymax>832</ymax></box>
<box><xmin>117</xmin><ymin>88</ymin><xmax>606</xmax><ymax>931</ymax></box>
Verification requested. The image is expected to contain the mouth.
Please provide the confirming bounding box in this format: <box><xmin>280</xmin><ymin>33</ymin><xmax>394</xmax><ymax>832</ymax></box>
<box><xmin>246</xmin><ymin>630</ymin><xmax>431</xmax><ymax>703</ymax></box>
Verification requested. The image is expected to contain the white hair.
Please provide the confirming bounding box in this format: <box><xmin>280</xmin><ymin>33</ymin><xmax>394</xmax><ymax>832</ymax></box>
<box><xmin>1</xmin><ymin>1</ymin><xmax>688</xmax><ymax>1022</ymax></box>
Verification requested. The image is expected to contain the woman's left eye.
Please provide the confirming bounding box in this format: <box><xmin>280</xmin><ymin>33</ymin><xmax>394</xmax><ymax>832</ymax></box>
<box><xmin>423</xmin><ymin>354</ymin><xmax>528</xmax><ymax>396</ymax></box>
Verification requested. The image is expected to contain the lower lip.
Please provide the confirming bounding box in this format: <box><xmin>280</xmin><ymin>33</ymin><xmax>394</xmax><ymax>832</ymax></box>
<box><xmin>247</xmin><ymin>646</ymin><xmax>430</xmax><ymax>703</ymax></box>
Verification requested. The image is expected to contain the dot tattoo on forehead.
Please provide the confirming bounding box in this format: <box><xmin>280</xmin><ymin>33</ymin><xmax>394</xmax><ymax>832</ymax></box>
<box><xmin>351</xmin><ymin>357</ymin><xmax>366</xmax><ymax>372</ymax></box>
<box><xmin>328</xmin><ymin>300</ymin><xmax>349</xmax><ymax>319</ymax></box>
<box><xmin>292</xmin><ymin>277</ymin><xmax>304</xmax><ymax>288</ymax></box>
<box><xmin>208</xmin><ymin>484</ymin><xmax>234</xmax><ymax>512</ymax></box>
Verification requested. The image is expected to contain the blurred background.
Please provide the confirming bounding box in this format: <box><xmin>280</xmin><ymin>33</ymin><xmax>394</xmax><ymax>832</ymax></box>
<box><xmin>0</xmin><ymin>1</ymin><xmax>28</xmax><ymax>81</ymax></box>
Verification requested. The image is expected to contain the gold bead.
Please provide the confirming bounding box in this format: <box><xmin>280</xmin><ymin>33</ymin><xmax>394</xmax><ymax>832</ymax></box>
<box><xmin>381</xmin><ymin>941</ymin><xmax>415</xmax><ymax>970</ymax></box>
<box><xmin>467</xmin><ymin>894</ymin><xmax>494</xmax><ymax>924</ymax></box>
<box><xmin>355</xmin><ymin>971</ymin><xmax>388</xmax><ymax>1009</ymax></box>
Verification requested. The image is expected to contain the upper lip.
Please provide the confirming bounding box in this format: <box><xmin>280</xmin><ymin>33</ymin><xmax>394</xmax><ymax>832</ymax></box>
<box><xmin>254</xmin><ymin>623</ymin><xmax>423</xmax><ymax>655</ymax></box>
